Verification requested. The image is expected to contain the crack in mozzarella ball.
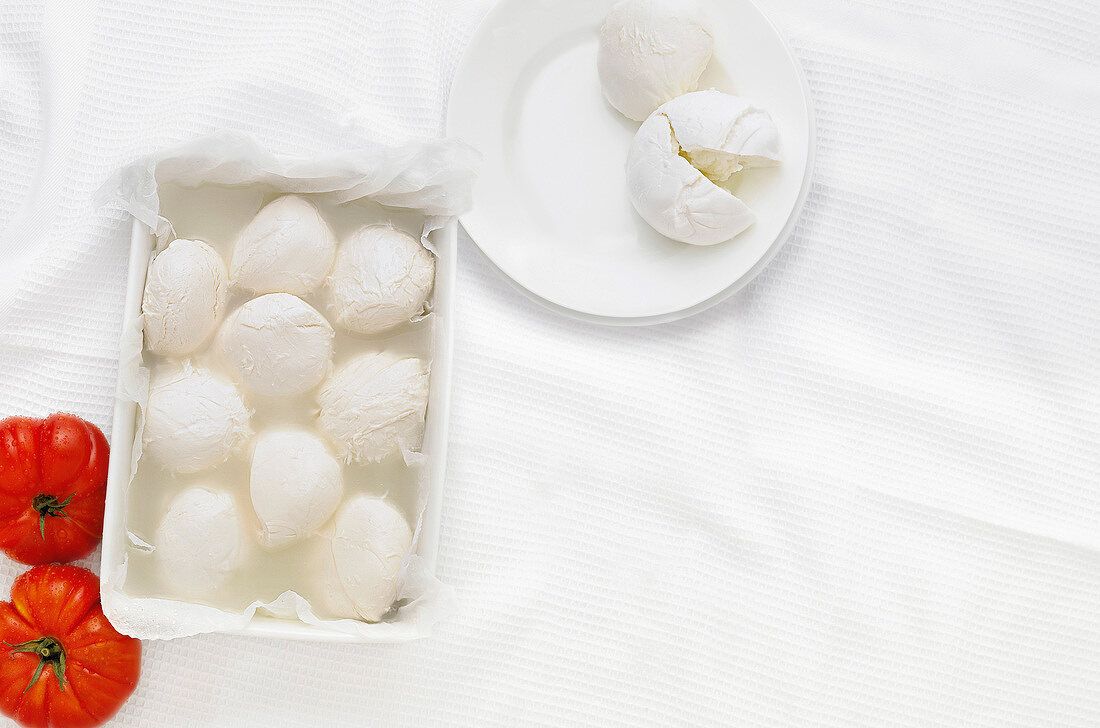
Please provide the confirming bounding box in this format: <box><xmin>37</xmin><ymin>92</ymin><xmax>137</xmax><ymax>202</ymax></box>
<box><xmin>328</xmin><ymin>226</ymin><xmax>435</xmax><ymax>336</ymax></box>
<box><xmin>314</xmin><ymin>495</ymin><xmax>413</xmax><ymax>622</ymax></box>
<box><xmin>216</xmin><ymin>293</ymin><xmax>334</xmax><ymax>397</ymax></box>
<box><xmin>155</xmin><ymin>486</ymin><xmax>247</xmax><ymax>599</ymax></box>
<box><xmin>230</xmin><ymin>195</ymin><xmax>337</xmax><ymax>295</ymax></box>
<box><xmin>658</xmin><ymin>90</ymin><xmax>781</xmax><ymax>180</ymax></box>
<box><xmin>317</xmin><ymin>351</ymin><xmax>429</xmax><ymax>463</ymax></box>
<box><xmin>249</xmin><ymin>428</ymin><xmax>343</xmax><ymax>549</ymax></box>
<box><xmin>143</xmin><ymin>362</ymin><xmax>252</xmax><ymax>473</ymax></box>
<box><xmin>598</xmin><ymin>0</ymin><xmax>714</xmax><ymax>121</ymax></box>
<box><xmin>142</xmin><ymin>239</ymin><xmax>228</xmax><ymax>357</ymax></box>
<box><xmin>626</xmin><ymin>91</ymin><xmax>780</xmax><ymax>245</ymax></box>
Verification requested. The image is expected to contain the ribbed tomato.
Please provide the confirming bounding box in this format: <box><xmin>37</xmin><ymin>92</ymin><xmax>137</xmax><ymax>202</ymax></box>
<box><xmin>0</xmin><ymin>565</ymin><xmax>141</xmax><ymax>728</ymax></box>
<box><xmin>0</xmin><ymin>415</ymin><xmax>109</xmax><ymax>564</ymax></box>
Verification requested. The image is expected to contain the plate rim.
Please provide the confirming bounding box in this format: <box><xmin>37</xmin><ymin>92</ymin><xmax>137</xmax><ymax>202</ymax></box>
<box><xmin>447</xmin><ymin>0</ymin><xmax>817</xmax><ymax>326</ymax></box>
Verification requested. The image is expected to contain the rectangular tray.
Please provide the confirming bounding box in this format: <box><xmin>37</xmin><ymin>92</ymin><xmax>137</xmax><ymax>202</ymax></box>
<box><xmin>100</xmin><ymin>214</ymin><xmax>455</xmax><ymax>642</ymax></box>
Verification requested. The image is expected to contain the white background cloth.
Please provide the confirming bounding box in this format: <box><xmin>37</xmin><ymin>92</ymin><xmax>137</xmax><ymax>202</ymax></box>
<box><xmin>1</xmin><ymin>0</ymin><xmax>1099</xmax><ymax>725</ymax></box>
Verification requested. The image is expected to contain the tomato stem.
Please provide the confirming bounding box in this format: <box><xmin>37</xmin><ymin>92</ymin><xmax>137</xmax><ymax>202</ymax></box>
<box><xmin>31</xmin><ymin>494</ymin><xmax>73</xmax><ymax>540</ymax></box>
<box><xmin>6</xmin><ymin>637</ymin><xmax>66</xmax><ymax>692</ymax></box>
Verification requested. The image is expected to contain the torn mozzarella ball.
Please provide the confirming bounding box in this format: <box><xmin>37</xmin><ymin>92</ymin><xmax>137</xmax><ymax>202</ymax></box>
<box><xmin>316</xmin><ymin>495</ymin><xmax>413</xmax><ymax>622</ymax></box>
<box><xmin>598</xmin><ymin>0</ymin><xmax>714</xmax><ymax>121</ymax></box>
<box><xmin>626</xmin><ymin>90</ymin><xmax>781</xmax><ymax>245</ymax></box>
<box><xmin>216</xmin><ymin>293</ymin><xmax>334</xmax><ymax>397</ymax></box>
<box><xmin>143</xmin><ymin>362</ymin><xmax>252</xmax><ymax>473</ymax></box>
<box><xmin>155</xmin><ymin>486</ymin><xmax>246</xmax><ymax>598</ymax></box>
<box><xmin>249</xmin><ymin>428</ymin><xmax>343</xmax><ymax>549</ymax></box>
<box><xmin>328</xmin><ymin>226</ymin><xmax>435</xmax><ymax>335</ymax></box>
<box><xmin>230</xmin><ymin>195</ymin><xmax>337</xmax><ymax>295</ymax></box>
<box><xmin>142</xmin><ymin>239</ymin><xmax>228</xmax><ymax>357</ymax></box>
<box><xmin>658</xmin><ymin>89</ymin><xmax>781</xmax><ymax>180</ymax></box>
<box><xmin>317</xmin><ymin>351</ymin><xmax>429</xmax><ymax>463</ymax></box>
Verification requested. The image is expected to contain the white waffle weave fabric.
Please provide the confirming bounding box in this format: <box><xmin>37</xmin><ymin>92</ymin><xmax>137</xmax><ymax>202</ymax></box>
<box><xmin>1</xmin><ymin>0</ymin><xmax>1099</xmax><ymax>725</ymax></box>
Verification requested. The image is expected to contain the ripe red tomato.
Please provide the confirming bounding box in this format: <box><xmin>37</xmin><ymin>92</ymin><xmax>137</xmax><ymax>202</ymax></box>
<box><xmin>0</xmin><ymin>415</ymin><xmax>109</xmax><ymax>564</ymax></box>
<box><xmin>0</xmin><ymin>565</ymin><xmax>141</xmax><ymax>728</ymax></box>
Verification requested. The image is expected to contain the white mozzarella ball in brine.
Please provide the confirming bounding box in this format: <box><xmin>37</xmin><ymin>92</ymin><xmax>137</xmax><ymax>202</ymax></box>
<box><xmin>249</xmin><ymin>428</ymin><xmax>343</xmax><ymax>549</ymax></box>
<box><xmin>317</xmin><ymin>351</ymin><xmax>429</xmax><ymax>463</ymax></box>
<box><xmin>216</xmin><ymin>293</ymin><xmax>334</xmax><ymax>397</ymax></box>
<box><xmin>230</xmin><ymin>195</ymin><xmax>337</xmax><ymax>295</ymax></box>
<box><xmin>143</xmin><ymin>363</ymin><xmax>252</xmax><ymax>473</ymax></box>
<box><xmin>142</xmin><ymin>239</ymin><xmax>228</xmax><ymax>357</ymax></box>
<box><xmin>328</xmin><ymin>226</ymin><xmax>435</xmax><ymax>335</ymax></box>
<box><xmin>154</xmin><ymin>486</ymin><xmax>246</xmax><ymax>599</ymax></box>
<box><xmin>315</xmin><ymin>495</ymin><xmax>413</xmax><ymax>622</ymax></box>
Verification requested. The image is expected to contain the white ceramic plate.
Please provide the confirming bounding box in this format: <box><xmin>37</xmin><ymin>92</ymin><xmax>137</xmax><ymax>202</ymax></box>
<box><xmin>448</xmin><ymin>0</ymin><xmax>814</xmax><ymax>324</ymax></box>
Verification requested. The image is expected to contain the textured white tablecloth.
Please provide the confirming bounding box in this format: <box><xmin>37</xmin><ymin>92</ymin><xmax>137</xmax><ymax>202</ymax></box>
<box><xmin>1</xmin><ymin>0</ymin><xmax>1099</xmax><ymax>726</ymax></box>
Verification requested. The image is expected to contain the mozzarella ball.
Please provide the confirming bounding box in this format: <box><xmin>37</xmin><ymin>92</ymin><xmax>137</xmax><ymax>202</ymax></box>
<box><xmin>155</xmin><ymin>486</ymin><xmax>246</xmax><ymax>598</ymax></box>
<box><xmin>328</xmin><ymin>226</ymin><xmax>435</xmax><ymax>335</ymax></box>
<box><xmin>249</xmin><ymin>428</ymin><xmax>343</xmax><ymax>549</ymax></box>
<box><xmin>657</xmin><ymin>90</ymin><xmax>781</xmax><ymax>180</ymax></box>
<box><xmin>315</xmin><ymin>495</ymin><xmax>413</xmax><ymax>622</ymax></box>
<box><xmin>626</xmin><ymin>92</ymin><xmax>780</xmax><ymax>245</ymax></box>
<box><xmin>598</xmin><ymin>0</ymin><xmax>714</xmax><ymax>121</ymax></box>
<box><xmin>143</xmin><ymin>362</ymin><xmax>252</xmax><ymax>473</ymax></box>
<box><xmin>215</xmin><ymin>293</ymin><xmax>334</xmax><ymax>397</ymax></box>
<box><xmin>317</xmin><ymin>352</ymin><xmax>429</xmax><ymax>463</ymax></box>
<box><xmin>230</xmin><ymin>195</ymin><xmax>337</xmax><ymax>295</ymax></box>
<box><xmin>142</xmin><ymin>239</ymin><xmax>228</xmax><ymax>357</ymax></box>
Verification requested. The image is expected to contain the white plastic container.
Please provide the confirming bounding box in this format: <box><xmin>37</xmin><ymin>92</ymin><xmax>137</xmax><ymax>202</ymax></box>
<box><xmin>98</xmin><ymin>137</ymin><xmax>471</xmax><ymax>642</ymax></box>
